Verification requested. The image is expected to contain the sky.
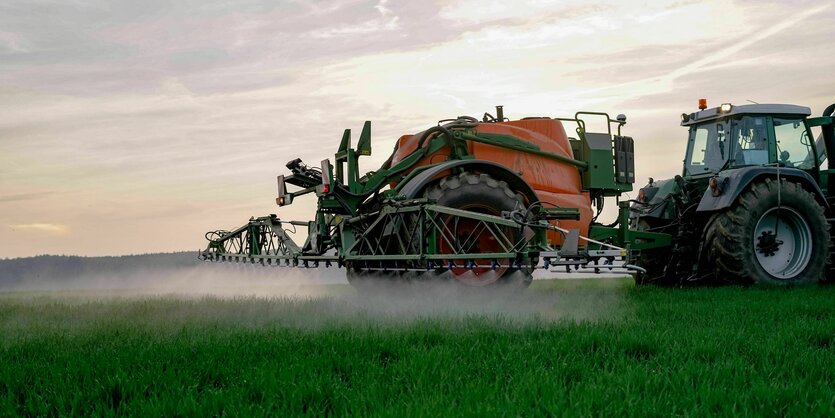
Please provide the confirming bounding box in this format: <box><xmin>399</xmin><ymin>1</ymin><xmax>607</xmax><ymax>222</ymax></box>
<box><xmin>1</xmin><ymin>0</ymin><xmax>833</xmax><ymax>258</ymax></box>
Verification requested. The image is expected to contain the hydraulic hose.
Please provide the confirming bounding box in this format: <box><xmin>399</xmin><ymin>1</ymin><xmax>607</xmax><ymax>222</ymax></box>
<box><xmin>383</xmin><ymin>117</ymin><xmax>473</xmax><ymax>170</ymax></box>
<box><xmin>416</xmin><ymin>125</ymin><xmax>455</xmax><ymax>151</ymax></box>
<box><xmin>823</xmin><ymin>103</ymin><xmax>835</xmax><ymax>118</ymax></box>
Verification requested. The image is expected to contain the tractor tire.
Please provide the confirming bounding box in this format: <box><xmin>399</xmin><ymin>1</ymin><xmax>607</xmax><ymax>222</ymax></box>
<box><xmin>705</xmin><ymin>178</ymin><xmax>829</xmax><ymax>285</ymax></box>
<box><xmin>425</xmin><ymin>172</ymin><xmax>534</xmax><ymax>288</ymax></box>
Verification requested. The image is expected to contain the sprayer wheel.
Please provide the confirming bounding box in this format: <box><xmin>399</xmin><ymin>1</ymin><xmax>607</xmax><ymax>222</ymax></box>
<box><xmin>425</xmin><ymin>172</ymin><xmax>533</xmax><ymax>288</ymax></box>
<box><xmin>705</xmin><ymin>178</ymin><xmax>829</xmax><ymax>285</ymax></box>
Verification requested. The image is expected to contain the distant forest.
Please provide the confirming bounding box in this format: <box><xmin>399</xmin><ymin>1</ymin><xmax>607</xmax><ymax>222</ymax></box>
<box><xmin>0</xmin><ymin>252</ymin><xmax>345</xmax><ymax>291</ymax></box>
<box><xmin>0</xmin><ymin>252</ymin><xmax>199</xmax><ymax>290</ymax></box>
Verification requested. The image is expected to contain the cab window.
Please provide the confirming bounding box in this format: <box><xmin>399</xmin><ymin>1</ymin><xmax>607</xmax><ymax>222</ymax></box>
<box><xmin>686</xmin><ymin>122</ymin><xmax>728</xmax><ymax>174</ymax></box>
<box><xmin>730</xmin><ymin>116</ymin><xmax>770</xmax><ymax>167</ymax></box>
<box><xmin>774</xmin><ymin>117</ymin><xmax>814</xmax><ymax>169</ymax></box>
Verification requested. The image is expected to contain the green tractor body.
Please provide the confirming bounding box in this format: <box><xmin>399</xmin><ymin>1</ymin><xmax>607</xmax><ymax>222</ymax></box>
<box><xmin>632</xmin><ymin>101</ymin><xmax>835</xmax><ymax>284</ymax></box>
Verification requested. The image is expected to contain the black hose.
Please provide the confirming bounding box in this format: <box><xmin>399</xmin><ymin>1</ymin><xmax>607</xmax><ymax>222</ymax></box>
<box><xmin>437</xmin><ymin>116</ymin><xmax>479</xmax><ymax>127</ymax></box>
<box><xmin>823</xmin><ymin>103</ymin><xmax>835</xmax><ymax>118</ymax></box>
<box><xmin>416</xmin><ymin>125</ymin><xmax>455</xmax><ymax>152</ymax></box>
<box><xmin>334</xmin><ymin>182</ymin><xmax>367</xmax><ymax>198</ymax></box>
<box><xmin>205</xmin><ymin>230</ymin><xmax>229</xmax><ymax>242</ymax></box>
<box><xmin>601</xmin><ymin>218</ymin><xmax>619</xmax><ymax>228</ymax></box>
<box><xmin>452</xmin><ymin>115</ymin><xmax>479</xmax><ymax>125</ymax></box>
<box><xmin>444</xmin><ymin>122</ymin><xmax>478</xmax><ymax>130</ymax></box>
<box><xmin>382</xmin><ymin>117</ymin><xmax>474</xmax><ymax>169</ymax></box>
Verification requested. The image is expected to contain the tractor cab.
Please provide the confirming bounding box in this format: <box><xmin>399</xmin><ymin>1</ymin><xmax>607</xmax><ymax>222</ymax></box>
<box><xmin>634</xmin><ymin>101</ymin><xmax>820</xmax><ymax>221</ymax></box>
<box><xmin>681</xmin><ymin>101</ymin><xmax>818</xmax><ymax>178</ymax></box>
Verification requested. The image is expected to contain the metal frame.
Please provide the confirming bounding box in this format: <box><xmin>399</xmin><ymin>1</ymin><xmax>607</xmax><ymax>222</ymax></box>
<box><xmin>201</xmin><ymin>109</ymin><xmax>668</xmax><ymax>278</ymax></box>
<box><xmin>200</xmin><ymin>199</ymin><xmax>653</xmax><ymax>274</ymax></box>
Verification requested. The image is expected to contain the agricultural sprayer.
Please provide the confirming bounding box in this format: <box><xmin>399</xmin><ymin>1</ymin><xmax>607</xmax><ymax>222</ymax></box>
<box><xmin>199</xmin><ymin>107</ymin><xmax>670</xmax><ymax>288</ymax></box>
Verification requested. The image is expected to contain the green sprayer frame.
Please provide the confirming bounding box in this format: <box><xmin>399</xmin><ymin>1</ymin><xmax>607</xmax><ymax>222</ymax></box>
<box><xmin>200</xmin><ymin>111</ymin><xmax>671</xmax><ymax>275</ymax></box>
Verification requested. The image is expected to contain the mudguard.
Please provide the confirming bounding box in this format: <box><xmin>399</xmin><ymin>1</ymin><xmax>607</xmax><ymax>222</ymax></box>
<box><xmin>397</xmin><ymin>159</ymin><xmax>538</xmax><ymax>203</ymax></box>
<box><xmin>695</xmin><ymin>166</ymin><xmax>828</xmax><ymax>212</ymax></box>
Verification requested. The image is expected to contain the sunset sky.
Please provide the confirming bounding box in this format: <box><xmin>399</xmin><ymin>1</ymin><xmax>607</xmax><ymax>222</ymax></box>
<box><xmin>1</xmin><ymin>0</ymin><xmax>833</xmax><ymax>258</ymax></box>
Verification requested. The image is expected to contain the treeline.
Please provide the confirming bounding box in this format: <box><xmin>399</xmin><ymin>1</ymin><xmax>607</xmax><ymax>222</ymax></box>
<box><xmin>0</xmin><ymin>252</ymin><xmax>198</xmax><ymax>289</ymax></box>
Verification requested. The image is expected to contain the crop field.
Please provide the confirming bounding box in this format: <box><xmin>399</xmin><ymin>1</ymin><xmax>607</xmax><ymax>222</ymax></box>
<box><xmin>2</xmin><ymin>279</ymin><xmax>835</xmax><ymax>417</ymax></box>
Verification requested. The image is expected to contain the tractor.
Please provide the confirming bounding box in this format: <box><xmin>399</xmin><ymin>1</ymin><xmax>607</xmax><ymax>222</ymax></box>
<box><xmin>631</xmin><ymin>100</ymin><xmax>835</xmax><ymax>285</ymax></box>
<box><xmin>199</xmin><ymin>107</ymin><xmax>669</xmax><ymax>288</ymax></box>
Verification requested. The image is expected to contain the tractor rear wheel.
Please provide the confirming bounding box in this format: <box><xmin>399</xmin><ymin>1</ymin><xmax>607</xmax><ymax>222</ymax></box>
<box><xmin>425</xmin><ymin>172</ymin><xmax>534</xmax><ymax>288</ymax></box>
<box><xmin>706</xmin><ymin>178</ymin><xmax>829</xmax><ymax>285</ymax></box>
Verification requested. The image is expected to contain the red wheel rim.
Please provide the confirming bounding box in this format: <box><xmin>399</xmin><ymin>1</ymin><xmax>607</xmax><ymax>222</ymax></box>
<box><xmin>438</xmin><ymin>203</ymin><xmax>509</xmax><ymax>286</ymax></box>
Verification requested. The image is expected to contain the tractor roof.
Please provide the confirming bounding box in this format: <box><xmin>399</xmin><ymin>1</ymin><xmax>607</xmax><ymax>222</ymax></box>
<box><xmin>681</xmin><ymin>103</ymin><xmax>811</xmax><ymax>126</ymax></box>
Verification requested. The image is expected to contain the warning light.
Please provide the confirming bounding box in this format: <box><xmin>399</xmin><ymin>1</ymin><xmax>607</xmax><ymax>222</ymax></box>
<box><xmin>320</xmin><ymin>159</ymin><xmax>332</xmax><ymax>194</ymax></box>
<box><xmin>698</xmin><ymin>98</ymin><xmax>707</xmax><ymax>110</ymax></box>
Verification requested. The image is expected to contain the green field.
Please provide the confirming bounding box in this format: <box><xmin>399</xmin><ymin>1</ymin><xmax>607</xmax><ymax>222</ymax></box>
<box><xmin>2</xmin><ymin>279</ymin><xmax>834</xmax><ymax>417</ymax></box>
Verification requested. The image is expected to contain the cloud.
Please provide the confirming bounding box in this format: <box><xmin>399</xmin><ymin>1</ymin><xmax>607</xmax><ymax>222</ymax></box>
<box><xmin>0</xmin><ymin>1</ymin><xmax>457</xmax><ymax>97</ymax></box>
<box><xmin>668</xmin><ymin>3</ymin><xmax>830</xmax><ymax>80</ymax></box>
<box><xmin>0</xmin><ymin>192</ymin><xmax>54</xmax><ymax>203</ymax></box>
<box><xmin>308</xmin><ymin>0</ymin><xmax>401</xmax><ymax>39</ymax></box>
<box><xmin>307</xmin><ymin>16</ymin><xmax>401</xmax><ymax>38</ymax></box>
<box><xmin>10</xmin><ymin>223</ymin><xmax>70</xmax><ymax>235</ymax></box>
<box><xmin>0</xmin><ymin>29</ymin><xmax>28</xmax><ymax>52</ymax></box>
<box><xmin>375</xmin><ymin>0</ymin><xmax>393</xmax><ymax>17</ymax></box>
<box><xmin>552</xmin><ymin>4</ymin><xmax>831</xmax><ymax>107</ymax></box>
